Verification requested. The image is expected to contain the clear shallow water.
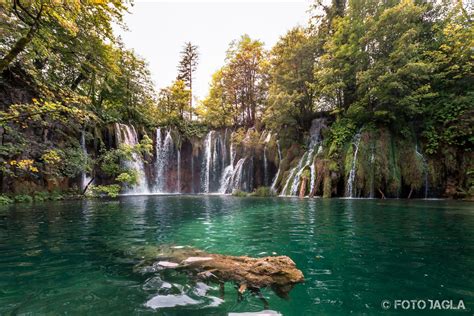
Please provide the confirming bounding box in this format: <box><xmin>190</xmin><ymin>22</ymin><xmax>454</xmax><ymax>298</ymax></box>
<box><xmin>0</xmin><ymin>196</ymin><xmax>473</xmax><ymax>315</ymax></box>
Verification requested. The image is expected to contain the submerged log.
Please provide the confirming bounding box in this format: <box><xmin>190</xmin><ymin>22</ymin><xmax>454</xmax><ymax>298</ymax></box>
<box><xmin>134</xmin><ymin>245</ymin><xmax>304</xmax><ymax>299</ymax></box>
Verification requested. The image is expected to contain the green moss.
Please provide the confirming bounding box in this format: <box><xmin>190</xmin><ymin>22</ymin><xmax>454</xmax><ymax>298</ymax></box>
<box><xmin>323</xmin><ymin>175</ymin><xmax>332</xmax><ymax>198</ymax></box>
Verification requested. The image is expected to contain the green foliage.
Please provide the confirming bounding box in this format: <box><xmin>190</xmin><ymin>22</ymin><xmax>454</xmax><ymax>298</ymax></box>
<box><xmin>264</xmin><ymin>27</ymin><xmax>317</xmax><ymax>135</ymax></box>
<box><xmin>33</xmin><ymin>191</ymin><xmax>50</xmax><ymax>202</ymax></box>
<box><xmin>90</xmin><ymin>185</ymin><xmax>121</xmax><ymax>198</ymax></box>
<box><xmin>157</xmin><ymin>80</ymin><xmax>192</xmax><ymax>124</ymax></box>
<box><xmin>14</xmin><ymin>194</ymin><xmax>33</xmax><ymax>203</ymax></box>
<box><xmin>197</xmin><ymin>35</ymin><xmax>268</xmax><ymax>127</ymax></box>
<box><xmin>326</xmin><ymin>118</ymin><xmax>357</xmax><ymax>157</ymax></box>
<box><xmin>176</xmin><ymin>121</ymin><xmax>209</xmax><ymax>139</ymax></box>
<box><xmin>232</xmin><ymin>189</ymin><xmax>248</xmax><ymax>197</ymax></box>
<box><xmin>0</xmin><ymin>195</ymin><xmax>14</xmax><ymax>205</ymax></box>
<box><xmin>250</xmin><ymin>186</ymin><xmax>275</xmax><ymax>197</ymax></box>
<box><xmin>115</xmin><ymin>171</ymin><xmax>138</xmax><ymax>187</ymax></box>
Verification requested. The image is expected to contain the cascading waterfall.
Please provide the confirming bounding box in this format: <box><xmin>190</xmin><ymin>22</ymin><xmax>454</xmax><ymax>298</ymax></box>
<box><xmin>309</xmin><ymin>147</ymin><xmax>319</xmax><ymax>194</ymax></box>
<box><xmin>288</xmin><ymin>149</ymin><xmax>315</xmax><ymax>196</ymax></box>
<box><xmin>280</xmin><ymin>118</ymin><xmax>325</xmax><ymax>197</ymax></box>
<box><xmin>80</xmin><ymin>129</ymin><xmax>92</xmax><ymax>191</ymax></box>
<box><xmin>201</xmin><ymin>131</ymin><xmax>214</xmax><ymax>193</ymax></box>
<box><xmin>201</xmin><ymin>130</ymin><xmax>234</xmax><ymax>193</ymax></box>
<box><xmin>115</xmin><ymin>123</ymin><xmax>150</xmax><ymax>194</ymax></box>
<box><xmin>155</xmin><ymin>129</ymin><xmax>175</xmax><ymax>193</ymax></box>
<box><xmin>113</xmin><ymin>126</ymin><xmax>272</xmax><ymax>195</ymax></box>
<box><xmin>263</xmin><ymin>132</ymin><xmax>271</xmax><ymax>186</ymax></box>
<box><xmin>345</xmin><ymin>132</ymin><xmax>362</xmax><ymax>198</ymax></box>
<box><xmin>229</xmin><ymin>158</ymin><xmax>247</xmax><ymax>191</ymax></box>
<box><xmin>270</xmin><ymin>141</ymin><xmax>282</xmax><ymax>191</ymax></box>
<box><xmin>280</xmin><ymin>150</ymin><xmax>309</xmax><ymax>196</ymax></box>
<box><xmin>219</xmin><ymin>143</ymin><xmax>235</xmax><ymax>193</ymax></box>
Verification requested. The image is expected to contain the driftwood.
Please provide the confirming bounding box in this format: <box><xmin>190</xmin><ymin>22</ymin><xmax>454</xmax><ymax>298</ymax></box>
<box><xmin>134</xmin><ymin>245</ymin><xmax>304</xmax><ymax>300</ymax></box>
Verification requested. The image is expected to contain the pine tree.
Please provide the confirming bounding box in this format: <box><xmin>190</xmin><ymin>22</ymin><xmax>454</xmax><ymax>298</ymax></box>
<box><xmin>177</xmin><ymin>42</ymin><xmax>199</xmax><ymax>120</ymax></box>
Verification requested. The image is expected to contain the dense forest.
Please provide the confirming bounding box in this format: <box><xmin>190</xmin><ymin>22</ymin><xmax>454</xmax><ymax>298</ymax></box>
<box><xmin>0</xmin><ymin>0</ymin><xmax>472</xmax><ymax>203</ymax></box>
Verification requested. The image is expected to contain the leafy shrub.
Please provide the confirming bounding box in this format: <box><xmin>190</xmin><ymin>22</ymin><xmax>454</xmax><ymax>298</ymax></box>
<box><xmin>115</xmin><ymin>171</ymin><xmax>138</xmax><ymax>186</ymax></box>
<box><xmin>49</xmin><ymin>190</ymin><xmax>64</xmax><ymax>201</ymax></box>
<box><xmin>251</xmin><ymin>186</ymin><xmax>275</xmax><ymax>197</ymax></box>
<box><xmin>33</xmin><ymin>191</ymin><xmax>50</xmax><ymax>202</ymax></box>
<box><xmin>14</xmin><ymin>194</ymin><xmax>33</xmax><ymax>203</ymax></box>
<box><xmin>0</xmin><ymin>195</ymin><xmax>13</xmax><ymax>205</ymax></box>
<box><xmin>232</xmin><ymin>189</ymin><xmax>248</xmax><ymax>197</ymax></box>
<box><xmin>91</xmin><ymin>185</ymin><xmax>121</xmax><ymax>198</ymax></box>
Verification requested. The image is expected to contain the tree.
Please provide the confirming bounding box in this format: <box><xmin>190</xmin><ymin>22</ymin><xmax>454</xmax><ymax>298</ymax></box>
<box><xmin>197</xmin><ymin>35</ymin><xmax>268</xmax><ymax>127</ymax></box>
<box><xmin>95</xmin><ymin>46</ymin><xmax>158</xmax><ymax>125</ymax></box>
<box><xmin>264</xmin><ymin>27</ymin><xmax>317</xmax><ymax>135</ymax></box>
<box><xmin>177</xmin><ymin>42</ymin><xmax>199</xmax><ymax>120</ymax></box>
<box><xmin>421</xmin><ymin>1</ymin><xmax>474</xmax><ymax>154</ymax></box>
<box><xmin>157</xmin><ymin>80</ymin><xmax>190</xmax><ymax>124</ymax></box>
<box><xmin>0</xmin><ymin>0</ymin><xmax>129</xmax><ymax>73</ymax></box>
<box><xmin>196</xmin><ymin>69</ymin><xmax>235</xmax><ymax>127</ymax></box>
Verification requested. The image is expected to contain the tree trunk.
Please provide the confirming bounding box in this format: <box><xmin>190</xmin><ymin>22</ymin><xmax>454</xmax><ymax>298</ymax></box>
<box><xmin>0</xmin><ymin>25</ymin><xmax>37</xmax><ymax>73</ymax></box>
<box><xmin>134</xmin><ymin>245</ymin><xmax>304</xmax><ymax>299</ymax></box>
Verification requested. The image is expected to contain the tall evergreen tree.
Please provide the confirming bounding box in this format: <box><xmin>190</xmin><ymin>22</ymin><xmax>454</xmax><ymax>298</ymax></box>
<box><xmin>177</xmin><ymin>42</ymin><xmax>199</xmax><ymax>119</ymax></box>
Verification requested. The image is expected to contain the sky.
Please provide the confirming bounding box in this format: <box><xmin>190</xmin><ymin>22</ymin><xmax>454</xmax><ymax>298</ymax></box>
<box><xmin>114</xmin><ymin>0</ymin><xmax>312</xmax><ymax>101</ymax></box>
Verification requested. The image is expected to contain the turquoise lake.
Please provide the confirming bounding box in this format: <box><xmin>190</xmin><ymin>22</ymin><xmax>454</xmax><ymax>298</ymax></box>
<box><xmin>0</xmin><ymin>196</ymin><xmax>473</xmax><ymax>315</ymax></box>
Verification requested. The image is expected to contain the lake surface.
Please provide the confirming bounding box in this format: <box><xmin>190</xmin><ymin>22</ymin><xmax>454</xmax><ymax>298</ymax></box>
<box><xmin>0</xmin><ymin>196</ymin><xmax>473</xmax><ymax>315</ymax></box>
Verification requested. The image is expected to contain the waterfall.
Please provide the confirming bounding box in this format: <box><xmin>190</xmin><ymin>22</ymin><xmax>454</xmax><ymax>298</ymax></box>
<box><xmin>280</xmin><ymin>150</ymin><xmax>313</xmax><ymax>196</ymax></box>
<box><xmin>263</xmin><ymin>132</ymin><xmax>271</xmax><ymax>186</ymax></box>
<box><xmin>219</xmin><ymin>143</ymin><xmax>235</xmax><ymax>193</ymax></box>
<box><xmin>288</xmin><ymin>149</ymin><xmax>315</xmax><ymax>196</ymax></box>
<box><xmin>115</xmin><ymin>123</ymin><xmax>150</xmax><ymax>194</ymax></box>
<box><xmin>229</xmin><ymin>158</ymin><xmax>247</xmax><ymax>191</ymax></box>
<box><xmin>155</xmin><ymin>129</ymin><xmax>175</xmax><ymax>193</ymax></box>
<box><xmin>201</xmin><ymin>131</ymin><xmax>213</xmax><ymax>193</ymax></box>
<box><xmin>345</xmin><ymin>132</ymin><xmax>361</xmax><ymax>198</ymax></box>
<box><xmin>271</xmin><ymin>141</ymin><xmax>282</xmax><ymax>191</ymax></box>
<box><xmin>279</xmin><ymin>119</ymin><xmax>325</xmax><ymax>196</ymax></box>
<box><xmin>80</xmin><ymin>130</ymin><xmax>92</xmax><ymax>191</ymax></box>
<box><xmin>263</xmin><ymin>148</ymin><xmax>268</xmax><ymax>186</ymax></box>
<box><xmin>309</xmin><ymin>146</ymin><xmax>319</xmax><ymax>194</ymax></box>
<box><xmin>415</xmin><ymin>144</ymin><xmax>429</xmax><ymax>198</ymax></box>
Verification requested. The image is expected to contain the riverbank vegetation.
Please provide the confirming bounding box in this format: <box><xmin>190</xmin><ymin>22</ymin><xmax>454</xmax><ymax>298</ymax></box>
<box><xmin>0</xmin><ymin>0</ymin><xmax>472</xmax><ymax>199</ymax></box>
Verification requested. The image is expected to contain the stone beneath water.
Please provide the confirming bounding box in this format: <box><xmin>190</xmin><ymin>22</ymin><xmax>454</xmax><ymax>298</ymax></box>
<box><xmin>145</xmin><ymin>294</ymin><xmax>199</xmax><ymax>309</ymax></box>
<box><xmin>157</xmin><ymin>261</ymin><xmax>179</xmax><ymax>268</ymax></box>
<box><xmin>183</xmin><ymin>256</ymin><xmax>213</xmax><ymax>263</ymax></box>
